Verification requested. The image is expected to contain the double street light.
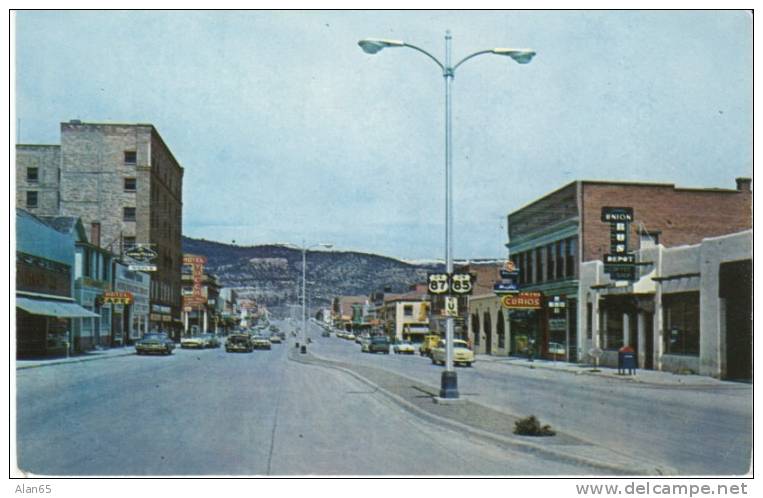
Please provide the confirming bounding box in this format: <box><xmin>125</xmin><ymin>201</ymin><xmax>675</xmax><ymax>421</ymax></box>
<box><xmin>299</xmin><ymin>242</ymin><xmax>333</xmax><ymax>353</ymax></box>
<box><xmin>358</xmin><ymin>31</ymin><xmax>535</xmax><ymax>399</ymax></box>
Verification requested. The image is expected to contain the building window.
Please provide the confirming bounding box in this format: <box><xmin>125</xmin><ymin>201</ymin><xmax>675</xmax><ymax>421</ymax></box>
<box><xmin>124</xmin><ymin>151</ymin><xmax>137</xmax><ymax>164</ymax></box>
<box><xmin>496</xmin><ymin>311</ymin><xmax>505</xmax><ymax>348</ymax></box>
<box><xmin>26</xmin><ymin>191</ymin><xmax>38</xmax><ymax>208</ymax></box>
<box><xmin>27</xmin><ymin>167</ymin><xmax>39</xmax><ymax>183</ymax></box>
<box><xmin>546</xmin><ymin>243</ymin><xmax>554</xmax><ymax>281</ymax></box>
<box><xmin>663</xmin><ymin>292</ymin><xmax>700</xmax><ymax>356</ymax></box>
<box><xmin>565</xmin><ymin>237</ymin><xmax>577</xmax><ymax>278</ymax></box>
<box><xmin>123</xmin><ymin>207</ymin><xmax>136</xmax><ymax>222</ymax></box>
<box><xmin>124</xmin><ymin>177</ymin><xmax>137</xmax><ymax>192</ymax></box>
<box><xmin>639</xmin><ymin>230</ymin><xmax>660</xmax><ymax>249</ymax></box>
<box><xmin>555</xmin><ymin>240</ymin><xmax>564</xmax><ymax>279</ymax></box>
<box><xmin>403</xmin><ymin>305</ymin><xmax>413</xmax><ymax>316</ymax></box>
<box><xmin>536</xmin><ymin>247</ymin><xmax>545</xmax><ymax>283</ymax></box>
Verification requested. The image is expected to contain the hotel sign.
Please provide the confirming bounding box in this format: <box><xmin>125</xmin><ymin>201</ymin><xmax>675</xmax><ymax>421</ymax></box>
<box><xmin>183</xmin><ymin>255</ymin><xmax>207</xmax><ymax>299</ymax></box>
<box><xmin>501</xmin><ymin>292</ymin><xmax>542</xmax><ymax>310</ymax></box>
<box><xmin>102</xmin><ymin>291</ymin><xmax>133</xmax><ymax>305</ymax></box>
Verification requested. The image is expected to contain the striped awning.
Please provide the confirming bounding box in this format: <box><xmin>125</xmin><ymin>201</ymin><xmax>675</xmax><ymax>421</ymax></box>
<box><xmin>16</xmin><ymin>297</ymin><xmax>100</xmax><ymax>318</ymax></box>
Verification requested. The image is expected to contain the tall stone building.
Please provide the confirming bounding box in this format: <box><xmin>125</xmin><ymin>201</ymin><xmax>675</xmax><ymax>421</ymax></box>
<box><xmin>16</xmin><ymin>121</ymin><xmax>184</xmax><ymax>337</ymax></box>
<box><xmin>15</xmin><ymin>144</ymin><xmax>61</xmax><ymax>216</ymax></box>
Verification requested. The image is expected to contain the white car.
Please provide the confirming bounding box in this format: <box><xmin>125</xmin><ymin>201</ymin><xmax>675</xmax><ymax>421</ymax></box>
<box><xmin>431</xmin><ymin>339</ymin><xmax>475</xmax><ymax>367</ymax></box>
<box><xmin>548</xmin><ymin>342</ymin><xmax>566</xmax><ymax>356</ymax></box>
<box><xmin>393</xmin><ymin>340</ymin><xmax>416</xmax><ymax>354</ymax></box>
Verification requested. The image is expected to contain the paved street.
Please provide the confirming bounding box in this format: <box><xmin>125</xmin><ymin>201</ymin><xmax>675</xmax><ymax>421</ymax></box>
<box><xmin>16</xmin><ymin>332</ymin><xmax>594</xmax><ymax>476</ymax></box>
<box><xmin>304</xmin><ymin>323</ymin><xmax>752</xmax><ymax>476</ymax></box>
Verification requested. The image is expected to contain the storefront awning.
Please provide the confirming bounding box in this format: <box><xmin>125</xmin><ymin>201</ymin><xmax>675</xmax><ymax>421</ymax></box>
<box><xmin>16</xmin><ymin>297</ymin><xmax>100</xmax><ymax>318</ymax></box>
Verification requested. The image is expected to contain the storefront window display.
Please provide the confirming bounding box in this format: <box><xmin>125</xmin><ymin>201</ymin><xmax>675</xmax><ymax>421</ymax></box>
<box><xmin>663</xmin><ymin>292</ymin><xmax>700</xmax><ymax>356</ymax></box>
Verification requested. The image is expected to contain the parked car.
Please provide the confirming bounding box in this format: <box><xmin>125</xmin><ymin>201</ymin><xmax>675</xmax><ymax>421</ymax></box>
<box><xmin>346</xmin><ymin>333</ymin><xmax>356</xmax><ymax>341</ymax></box>
<box><xmin>431</xmin><ymin>339</ymin><xmax>475</xmax><ymax>367</ymax></box>
<box><xmin>180</xmin><ymin>335</ymin><xmax>206</xmax><ymax>349</ymax></box>
<box><xmin>252</xmin><ymin>335</ymin><xmax>272</xmax><ymax>350</ymax></box>
<box><xmin>225</xmin><ymin>334</ymin><xmax>253</xmax><ymax>353</ymax></box>
<box><xmin>419</xmin><ymin>334</ymin><xmax>442</xmax><ymax>357</ymax></box>
<box><xmin>269</xmin><ymin>334</ymin><xmax>282</xmax><ymax>344</ymax></box>
<box><xmin>202</xmin><ymin>334</ymin><xmax>221</xmax><ymax>348</ymax></box>
<box><xmin>136</xmin><ymin>333</ymin><xmax>175</xmax><ymax>355</ymax></box>
<box><xmin>360</xmin><ymin>336</ymin><xmax>372</xmax><ymax>352</ymax></box>
<box><xmin>368</xmin><ymin>336</ymin><xmax>390</xmax><ymax>354</ymax></box>
<box><xmin>548</xmin><ymin>342</ymin><xmax>566</xmax><ymax>356</ymax></box>
<box><xmin>321</xmin><ymin>330</ymin><xmax>330</xmax><ymax>337</ymax></box>
<box><xmin>393</xmin><ymin>340</ymin><xmax>416</xmax><ymax>354</ymax></box>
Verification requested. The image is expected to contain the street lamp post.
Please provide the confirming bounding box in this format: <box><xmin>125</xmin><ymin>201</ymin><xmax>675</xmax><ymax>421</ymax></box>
<box><xmin>358</xmin><ymin>31</ymin><xmax>534</xmax><ymax>399</ymax></box>
<box><xmin>300</xmin><ymin>242</ymin><xmax>333</xmax><ymax>353</ymax></box>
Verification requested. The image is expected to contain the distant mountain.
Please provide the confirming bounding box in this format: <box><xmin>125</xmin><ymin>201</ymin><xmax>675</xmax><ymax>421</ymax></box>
<box><xmin>181</xmin><ymin>236</ymin><xmax>444</xmax><ymax>316</ymax></box>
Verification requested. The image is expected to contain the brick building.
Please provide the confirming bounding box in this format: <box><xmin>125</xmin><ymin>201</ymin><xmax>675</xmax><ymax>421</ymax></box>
<box><xmin>468</xmin><ymin>178</ymin><xmax>751</xmax><ymax>366</ymax></box>
<box><xmin>16</xmin><ymin>121</ymin><xmax>184</xmax><ymax>338</ymax></box>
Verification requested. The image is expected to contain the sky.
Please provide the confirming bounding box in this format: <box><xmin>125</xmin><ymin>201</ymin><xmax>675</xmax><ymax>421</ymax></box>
<box><xmin>13</xmin><ymin>10</ymin><xmax>753</xmax><ymax>261</ymax></box>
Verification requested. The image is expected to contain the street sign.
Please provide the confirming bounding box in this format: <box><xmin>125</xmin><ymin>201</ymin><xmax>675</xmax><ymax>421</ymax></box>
<box><xmin>501</xmin><ymin>292</ymin><xmax>542</xmax><ymax>310</ymax></box>
<box><xmin>450</xmin><ymin>273</ymin><xmax>474</xmax><ymax>295</ymax></box>
<box><xmin>427</xmin><ymin>273</ymin><xmax>450</xmax><ymax>295</ymax></box>
<box><xmin>548</xmin><ymin>296</ymin><xmax>566</xmax><ymax>314</ymax></box>
<box><xmin>601</xmin><ymin>207</ymin><xmax>634</xmax><ymax>223</ymax></box>
<box><xmin>444</xmin><ymin>296</ymin><xmax>459</xmax><ymax>317</ymax></box>
<box><xmin>493</xmin><ymin>281</ymin><xmax>519</xmax><ymax>294</ymax></box>
<box><xmin>128</xmin><ymin>264</ymin><xmax>157</xmax><ymax>272</ymax></box>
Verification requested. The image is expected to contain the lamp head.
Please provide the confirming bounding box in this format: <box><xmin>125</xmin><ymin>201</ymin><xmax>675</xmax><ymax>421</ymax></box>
<box><xmin>492</xmin><ymin>48</ymin><xmax>536</xmax><ymax>64</ymax></box>
<box><xmin>358</xmin><ymin>38</ymin><xmax>405</xmax><ymax>54</ymax></box>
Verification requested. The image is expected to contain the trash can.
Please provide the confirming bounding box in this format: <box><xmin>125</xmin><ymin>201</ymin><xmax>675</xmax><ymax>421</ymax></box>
<box><xmin>618</xmin><ymin>345</ymin><xmax>637</xmax><ymax>375</ymax></box>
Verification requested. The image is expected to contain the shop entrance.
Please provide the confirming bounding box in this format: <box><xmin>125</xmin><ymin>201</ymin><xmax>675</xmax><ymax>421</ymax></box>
<box><xmin>509</xmin><ymin>309</ymin><xmax>540</xmax><ymax>357</ymax></box>
<box><xmin>644</xmin><ymin>312</ymin><xmax>654</xmax><ymax>370</ymax></box>
<box><xmin>483</xmin><ymin>311</ymin><xmax>492</xmax><ymax>355</ymax></box>
<box><xmin>720</xmin><ymin>260</ymin><xmax>752</xmax><ymax>382</ymax></box>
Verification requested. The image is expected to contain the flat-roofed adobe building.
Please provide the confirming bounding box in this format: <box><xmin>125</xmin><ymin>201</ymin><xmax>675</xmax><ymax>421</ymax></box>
<box><xmin>468</xmin><ymin>177</ymin><xmax>751</xmax><ymax>371</ymax></box>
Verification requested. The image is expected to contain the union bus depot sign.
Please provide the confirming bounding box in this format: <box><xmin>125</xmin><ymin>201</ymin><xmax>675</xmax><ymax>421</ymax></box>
<box><xmin>501</xmin><ymin>292</ymin><xmax>542</xmax><ymax>310</ymax></box>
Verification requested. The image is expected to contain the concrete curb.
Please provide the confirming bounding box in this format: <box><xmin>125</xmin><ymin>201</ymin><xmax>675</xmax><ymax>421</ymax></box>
<box><xmin>475</xmin><ymin>356</ymin><xmax>731</xmax><ymax>389</ymax></box>
<box><xmin>16</xmin><ymin>351</ymin><xmax>136</xmax><ymax>370</ymax></box>
<box><xmin>289</xmin><ymin>350</ymin><xmax>674</xmax><ymax>476</ymax></box>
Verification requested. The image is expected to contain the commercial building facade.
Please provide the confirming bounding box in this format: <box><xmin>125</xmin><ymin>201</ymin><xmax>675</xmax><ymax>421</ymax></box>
<box><xmin>16</xmin><ymin>121</ymin><xmax>184</xmax><ymax>338</ymax></box>
<box><xmin>468</xmin><ymin>178</ymin><xmax>752</xmax><ymax>372</ymax></box>
<box><xmin>580</xmin><ymin>230</ymin><xmax>752</xmax><ymax>380</ymax></box>
<box><xmin>15</xmin><ymin>210</ymin><xmax>99</xmax><ymax>357</ymax></box>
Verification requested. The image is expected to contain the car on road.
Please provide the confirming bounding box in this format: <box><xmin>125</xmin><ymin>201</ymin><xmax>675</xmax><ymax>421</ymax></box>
<box><xmin>360</xmin><ymin>336</ymin><xmax>372</xmax><ymax>352</ymax></box>
<box><xmin>321</xmin><ymin>330</ymin><xmax>330</xmax><ymax>337</ymax></box>
<box><xmin>393</xmin><ymin>340</ymin><xmax>416</xmax><ymax>354</ymax></box>
<box><xmin>368</xmin><ymin>336</ymin><xmax>390</xmax><ymax>354</ymax></box>
<box><xmin>431</xmin><ymin>339</ymin><xmax>475</xmax><ymax>367</ymax></box>
<box><xmin>418</xmin><ymin>334</ymin><xmax>442</xmax><ymax>357</ymax></box>
<box><xmin>269</xmin><ymin>334</ymin><xmax>282</xmax><ymax>344</ymax></box>
<box><xmin>346</xmin><ymin>332</ymin><xmax>356</xmax><ymax>341</ymax></box>
<box><xmin>225</xmin><ymin>334</ymin><xmax>253</xmax><ymax>353</ymax></box>
<box><xmin>252</xmin><ymin>335</ymin><xmax>272</xmax><ymax>350</ymax></box>
<box><xmin>180</xmin><ymin>335</ymin><xmax>207</xmax><ymax>349</ymax></box>
<box><xmin>201</xmin><ymin>334</ymin><xmax>221</xmax><ymax>348</ymax></box>
<box><xmin>136</xmin><ymin>333</ymin><xmax>175</xmax><ymax>355</ymax></box>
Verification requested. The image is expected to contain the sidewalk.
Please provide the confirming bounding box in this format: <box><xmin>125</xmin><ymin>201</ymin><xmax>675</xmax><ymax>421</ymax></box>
<box><xmin>475</xmin><ymin>354</ymin><xmax>739</xmax><ymax>388</ymax></box>
<box><xmin>290</xmin><ymin>348</ymin><xmax>674</xmax><ymax>475</ymax></box>
<box><xmin>16</xmin><ymin>346</ymin><xmax>135</xmax><ymax>370</ymax></box>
